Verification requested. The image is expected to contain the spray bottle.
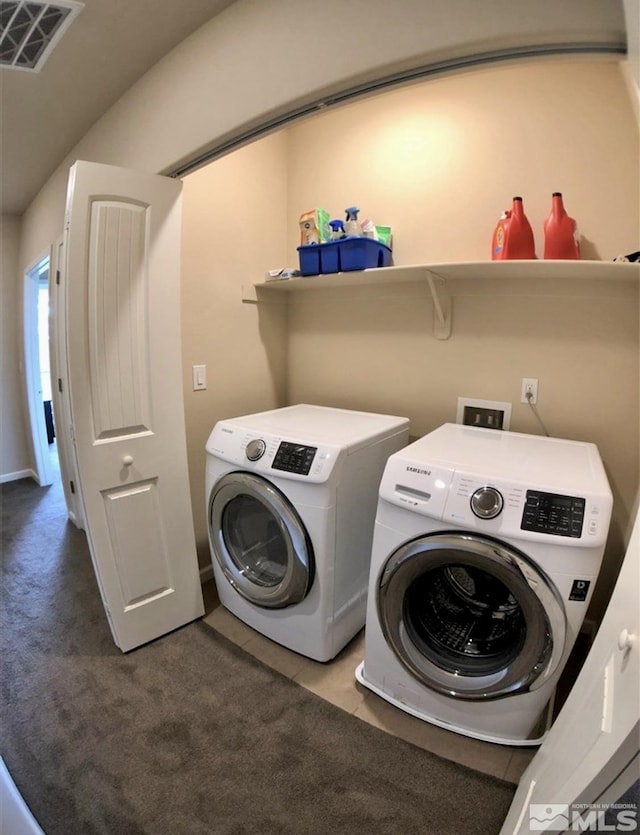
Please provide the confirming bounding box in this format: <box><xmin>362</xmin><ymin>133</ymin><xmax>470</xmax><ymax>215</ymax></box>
<box><xmin>344</xmin><ymin>206</ymin><xmax>361</xmax><ymax>237</ymax></box>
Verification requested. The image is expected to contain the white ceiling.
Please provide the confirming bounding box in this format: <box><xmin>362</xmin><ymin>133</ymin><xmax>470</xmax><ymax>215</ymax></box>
<box><xmin>0</xmin><ymin>0</ymin><xmax>237</xmax><ymax>216</ymax></box>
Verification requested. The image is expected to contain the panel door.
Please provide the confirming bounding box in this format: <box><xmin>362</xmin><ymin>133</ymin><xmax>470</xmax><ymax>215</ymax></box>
<box><xmin>49</xmin><ymin>234</ymin><xmax>85</xmax><ymax>529</ymax></box>
<box><xmin>64</xmin><ymin>160</ymin><xmax>204</xmax><ymax>652</ymax></box>
<box><xmin>500</xmin><ymin>511</ymin><xmax>640</xmax><ymax>834</ymax></box>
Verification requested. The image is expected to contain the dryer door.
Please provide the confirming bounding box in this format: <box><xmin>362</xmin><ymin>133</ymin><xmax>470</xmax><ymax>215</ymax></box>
<box><xmin>377</xmin><ymin>533</ymin><xmax>566</xmax><ymax>700</ymax></box>
<box><xmin>209</xmin><ymin>472</ymin><xmax>314</xmax><ymax>609</ymax></box>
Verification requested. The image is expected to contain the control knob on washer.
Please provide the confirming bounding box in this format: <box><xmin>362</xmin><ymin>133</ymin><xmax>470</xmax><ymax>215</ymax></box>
<box><xmin>246</xmin><ymin>439</ymin><xmax>266</xmax><ymax>461</ymax></box>
<box><xmin>470</xmin><ymin>486</ymin><xmax>504</xmax><ymax>519</ymax></box>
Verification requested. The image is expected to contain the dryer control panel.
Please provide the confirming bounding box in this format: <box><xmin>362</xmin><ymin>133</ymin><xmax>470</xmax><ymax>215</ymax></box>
<box><xmin>272</xmin><ymin>442</ymin><xmax>317</xmax><ymax>475</ymax></box>
<box><xmin>206</xmin><ymin>422</ymin><xmax>341</xmax><ymax>483</ymax></box>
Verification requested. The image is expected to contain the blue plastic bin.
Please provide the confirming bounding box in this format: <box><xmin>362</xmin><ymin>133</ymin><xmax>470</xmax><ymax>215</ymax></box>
<box><xmin>297</xmin><ymin>244</ymin><xmax>322</xmax><ymax>276</ymax></box>
<box><xmin>319</xmin><ymin>241</ymin><xmax>341</xmax><ymax>273</ymax></box>
<box><xmin>338</xmin><ymin>238</ymin><xmax>392</xmax><ymax>271</ymax></box>
<box><xmin>297</xmin><ymin>238</ymin><xmax>392</xmax><ymax>276</ymax></box>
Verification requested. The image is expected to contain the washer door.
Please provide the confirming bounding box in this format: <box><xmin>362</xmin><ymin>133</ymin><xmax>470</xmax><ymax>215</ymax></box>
<box><xmin>377</xmin><ymin>533</ymin><xmax>566</xmax><ymax>700</ymax></box>
<box><xmin>209</xmin><ymin>472</ymin><xmax>315</xmax><ymax>609</ymax></box>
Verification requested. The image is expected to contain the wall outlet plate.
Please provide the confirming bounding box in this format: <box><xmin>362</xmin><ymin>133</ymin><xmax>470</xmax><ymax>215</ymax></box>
<box><xmin>521</xmin><ymin>377</ymin><xmax>539</xmax><ymax>404</ymax></box>
<box><xmin>456</xmin><ymin>397</ymin><xmax>511</xmax><ymax>430</ymax></box>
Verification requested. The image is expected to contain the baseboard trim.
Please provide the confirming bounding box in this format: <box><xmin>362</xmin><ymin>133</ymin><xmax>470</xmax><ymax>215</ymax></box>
<box><xmin>199</xmin><ymin>564</ymin><xmax>214</xmax><ymax>584</ymax></box>
<box><xmin>0</xmin><ymin>469</ymin><xmax>38</xmax><ymax>484</ymax></box>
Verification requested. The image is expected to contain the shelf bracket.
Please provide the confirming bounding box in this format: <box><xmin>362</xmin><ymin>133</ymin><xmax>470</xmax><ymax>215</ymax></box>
<box><xmin>241</xmin><ymin>284</ymin><xmax>291</xmax><ymax>304</ymax></box>
<box><xmin>242</xmin><ymin>284</ymin><xmax>259</xmax><ymax>303</ymax></box>
<box><xmin>425</xmin><ymin>270</ymin><xmax>451</xmax><ymax>339</ymax></box>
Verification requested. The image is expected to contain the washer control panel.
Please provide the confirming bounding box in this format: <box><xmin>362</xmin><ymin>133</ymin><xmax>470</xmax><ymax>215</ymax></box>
<box><xmin>272</xmin><ymin>441</ymin><xmax>317</xmax><ymax>475</ymax></box>
<box><xmin>380</xmin><ymin>456</ymin><xmax>611</xmax><ymax>545</ymax></box>
<box><xmin>520</xmin><ymin>490</ymin><xmax>585</xmax><ymax>538</ymax></box>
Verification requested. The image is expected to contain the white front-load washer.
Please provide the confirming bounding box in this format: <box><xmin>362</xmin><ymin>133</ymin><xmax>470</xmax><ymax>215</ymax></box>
<box><xmin>356</xmin><ymin>423</ymin><xmax>613</xmax><ymax>745</ymax></box>
<box><xmin>205</xmin><ymin>404</ymin><xmax>409</xmax><ymax>662</ymax></box>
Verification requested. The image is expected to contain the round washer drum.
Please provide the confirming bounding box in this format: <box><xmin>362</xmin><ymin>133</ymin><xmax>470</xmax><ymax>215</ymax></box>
<box><xmin>377</xmin><ymin>532</ymin><xmax>567</xmax><ymax>700</ymax></box>
<box><xmin>209</xmin><ymin>472</ymin><xmax>314</xmax><ymax>609</ymax></box>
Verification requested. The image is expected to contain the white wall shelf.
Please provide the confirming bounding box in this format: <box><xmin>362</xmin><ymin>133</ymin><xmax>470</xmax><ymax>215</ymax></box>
<box><xmin>242</xmin><ymin>260</ymin><xmax>639</xmax><ymax>340</ymax></box>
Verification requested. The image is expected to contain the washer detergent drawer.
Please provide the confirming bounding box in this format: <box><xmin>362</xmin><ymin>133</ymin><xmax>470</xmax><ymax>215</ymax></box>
<box><xmin>377</xmin><ymin>533</ymin><xmax>566</xmax><ymax>700</ymax></box>
<box><xmin>378</xmin><ymin>458</ymin><xmax>454</xmax><ymax>519</ymax></box>
<box><xmin>209</xmin><ymin>472</ymin><xmax>314</xmax><ymax>608</ymax></box>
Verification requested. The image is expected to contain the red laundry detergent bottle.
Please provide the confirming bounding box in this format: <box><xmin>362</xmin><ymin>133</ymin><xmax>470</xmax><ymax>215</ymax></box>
<box><xmin>491</xmin><ymin>196</ymin><xmax>536</xmax><ymax>260</ymax></box>
<box><xmin>543</xmin><ymin>192</ymin><xmax>580</xmax><ymax>259</ymax></box>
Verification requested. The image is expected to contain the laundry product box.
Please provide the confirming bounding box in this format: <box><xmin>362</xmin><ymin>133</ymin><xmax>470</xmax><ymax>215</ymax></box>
<box><xmin>299</xmin><ymin>208</ymin><xmax>331</xmax><ymax>245</ymax></box>
<box><xmin>297</xmin><ymin>239</ymin><xmax>392</xmax><ymax>276</ymax></box>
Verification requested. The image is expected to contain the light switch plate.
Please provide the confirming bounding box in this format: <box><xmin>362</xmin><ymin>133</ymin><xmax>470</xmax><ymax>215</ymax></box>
<box><xmin>192</xmin><ymin>364</ymin><xmax>207</xmax><ymax>391</ymax></box>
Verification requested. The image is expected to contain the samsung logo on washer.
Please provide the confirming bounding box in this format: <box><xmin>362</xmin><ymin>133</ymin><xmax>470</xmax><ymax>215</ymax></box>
<box><xmin>406</xmin><ymin>466</ymin><xmax>431</xmax><ymax>476</ymax></box>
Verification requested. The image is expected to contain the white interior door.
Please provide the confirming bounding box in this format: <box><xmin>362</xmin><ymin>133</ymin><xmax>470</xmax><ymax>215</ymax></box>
<box><xmin>49</xmin><ymin>234</ymin><xmax>85</xmax><ymax>529</ymax></box>
<box><xmin>64</xmin><ymin>160</ymin><xmax>204</xmax><ymax>652</ymax></box>
<box><xmin>500</xmin><ymin>509</ymin><xmax>640</xmax><ymax>833</ymax></box>
<box><xmin>23</xmin><ymin>259</ymin><xmax>54</xmax><ymax>487</ymax></box>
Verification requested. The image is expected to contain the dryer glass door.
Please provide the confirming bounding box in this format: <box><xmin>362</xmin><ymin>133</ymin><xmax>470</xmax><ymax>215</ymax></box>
<box><xmin>209</xmin><ymin>472</ymin><xmax>314</xmax><ymax>608</ymax></box>
<box><xmin>377</xmin><ymin>533</ymin><xmax>566</xmax><ymax>700</ymax></box>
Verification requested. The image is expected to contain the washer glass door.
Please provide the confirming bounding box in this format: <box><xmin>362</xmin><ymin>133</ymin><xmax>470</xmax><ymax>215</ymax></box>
<box><xmin>377</xmin><ymin>533</ymin><xmax>566</xmax><ymax>700</ymax></box>
<box><xmin>209</xmin><ymin>472</ymin><xmax>314</xmax><ymax>608</ymax></box>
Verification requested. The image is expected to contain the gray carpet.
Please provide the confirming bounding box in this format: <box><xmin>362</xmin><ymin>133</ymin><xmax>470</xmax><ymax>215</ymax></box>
<box><xmin>1</xmin><ymin>464</ymin><xmax>515</xmax><ymax>834</ymax></box>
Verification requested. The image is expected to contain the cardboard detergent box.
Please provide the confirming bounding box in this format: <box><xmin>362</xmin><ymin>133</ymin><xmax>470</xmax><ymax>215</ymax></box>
<box><xmin>299</xmin><ymin>208</ymin><xmax>331</xmax><ymax>245</ymax></box>
<box><xmin>297</xmin><ymin>238</ymin><xmax>393</xmax><ymax>276</ymax></box>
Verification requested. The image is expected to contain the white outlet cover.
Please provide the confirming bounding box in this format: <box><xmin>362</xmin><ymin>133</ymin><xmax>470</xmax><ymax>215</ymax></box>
<box><xmin>456</xmin><ymin>397</ymin><xmax>512</xmax><ymax>430</ymax></box>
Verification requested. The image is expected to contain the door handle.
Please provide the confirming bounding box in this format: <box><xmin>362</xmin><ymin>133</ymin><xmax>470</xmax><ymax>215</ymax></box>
<box><xmin>122</xmin><ymin>455</ymin><xmax>134</xmax><ymax>467</ymax></box>
<box><xmin>617</xmin><ymin>629</ymin><xmax>636</xmax><ymax>653</ymax></box>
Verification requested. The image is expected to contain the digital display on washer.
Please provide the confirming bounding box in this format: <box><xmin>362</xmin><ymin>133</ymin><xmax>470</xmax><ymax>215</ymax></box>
<box><xmin>521</xmin><ymin>490</ymin><xmax>585</xmax><ymax>538</ymax></box>
<box><xmin>272</xmin><ymin>441</ymin><xmax>317</xmax><ymax>475</ymax></box>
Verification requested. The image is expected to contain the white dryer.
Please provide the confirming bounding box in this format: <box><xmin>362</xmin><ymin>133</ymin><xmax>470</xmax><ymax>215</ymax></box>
<box><xmin>356</xmin><ymin>423</ymin><xmax>613</xmax><ymax>745</ymax></box>
<box><xmin>205</xmin><ymin>404</ymin><xmax>409</xmax><ymax>661</ymax></box>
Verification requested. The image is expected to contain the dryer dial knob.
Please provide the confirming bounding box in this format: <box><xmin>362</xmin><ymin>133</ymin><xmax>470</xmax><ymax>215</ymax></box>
<box><xmin>245</xmin><ymin>439</ymin><xmax>266</xmax><ymax>461</ymax></box>
<box><xmin>470</xmin><ymin>486</ymin><xmax>504</xmax><ymax>519</ymax></box>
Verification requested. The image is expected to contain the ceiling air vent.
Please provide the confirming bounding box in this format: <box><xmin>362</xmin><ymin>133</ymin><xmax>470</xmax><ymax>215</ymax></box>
<box><xmin>1</xmin><ymin>0</ymin><xmax>82</xmax><ymax>72</ymax></box>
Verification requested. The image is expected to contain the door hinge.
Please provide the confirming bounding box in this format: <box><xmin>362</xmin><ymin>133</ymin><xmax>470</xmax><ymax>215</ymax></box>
<box><xmin>56</xmin><ymin>270</ymin><xmax>60</xmax><ymax>285</ymax></box>
<box><xmin>58</xmin><ymin>378</ymin><xmax>63</xmax><ymax>393</ymax></box>
<box><xmin>69</xmin><ymin>480</ymin><xmax>75</xmax><ymax>494</ymax></box>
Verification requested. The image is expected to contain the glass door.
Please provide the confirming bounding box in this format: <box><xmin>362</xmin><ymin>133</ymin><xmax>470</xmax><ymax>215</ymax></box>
<box><xmin>377</xmin><ymin>533</ymin><xmax>566</xmax><ymax>699</ymax></box>
<box><xmin>209</xmin><ymin>472</ymin><xmax>314</xmax><ymax>608</ymax></box>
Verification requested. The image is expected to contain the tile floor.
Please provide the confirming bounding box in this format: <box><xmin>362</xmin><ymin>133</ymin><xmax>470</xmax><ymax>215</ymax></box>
<box><xmin>202</xmin><ymin>595</ymin><xmax>536</xmax><ymax>785</ymax></box>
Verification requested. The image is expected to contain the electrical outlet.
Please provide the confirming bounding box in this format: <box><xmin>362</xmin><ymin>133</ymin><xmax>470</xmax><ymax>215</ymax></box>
<box><xmin>457</xmin><ymin>398</ymin><xmax>511</xmax><ymax>430</ymax></box>
<box><xmin>521</xmin><ymin>378</ymin><xmax>538</xmax><ymax>404</ymax></box>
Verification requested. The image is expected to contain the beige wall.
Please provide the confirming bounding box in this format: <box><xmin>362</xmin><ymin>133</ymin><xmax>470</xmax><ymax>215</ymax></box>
<box><xmin>181</xmin><ymin>133</ymin><xmax>289</xmax><ymax>561</ymax></box>
<box><xmin>12</xmin><ymin>0</ymin><xmax>624</xmax><ymax>488</ymax></box>
<box><xmin>285</xmin><ymin>61</ymin><xmax>639</xmax><ymax>263</ymax></box>
<box><xmin>17</xmin><ymin>0</ymin><xmax>626</xmax><ymax>274</ymax></box>
<box><xmin>0</xmin><ymin>215</ymin><xmax>32</xmax><ymax>480</ymax></box>
<box><xmin>283</xmin><ymin>60</ymin><xmax>639</xmax><ymax>620</ymax></box>
<box><xmin>5</xmin><ymin>1</ymin><xmax>637</xmax><ymax>618</ymax></box>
